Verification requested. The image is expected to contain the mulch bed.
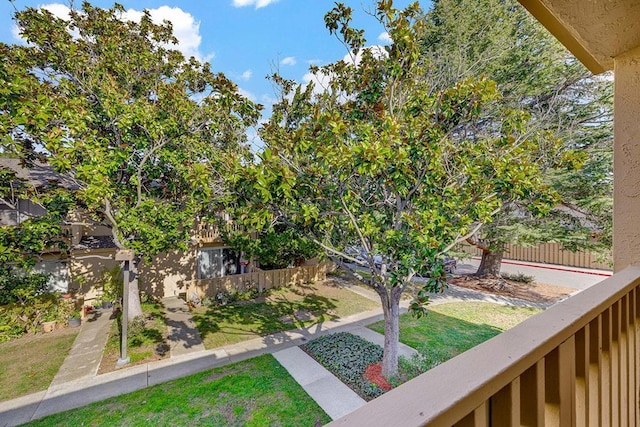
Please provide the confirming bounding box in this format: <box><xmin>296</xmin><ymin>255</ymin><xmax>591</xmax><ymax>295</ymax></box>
<box><xmin>363</xmin><ymin>363</ymin><xmax>392</xmax><ymax>391</ymax></box>
<box><xmin>447</xmin><ymin>275</ymin><xmax>576</xmax><ymax>304</ymax></box>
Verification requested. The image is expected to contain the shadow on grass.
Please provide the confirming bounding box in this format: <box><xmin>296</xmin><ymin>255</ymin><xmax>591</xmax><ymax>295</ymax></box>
<box><xmin>192</xmin><ymin>287</ymin><xmax>339</xmax><ymax>345</ymax></box>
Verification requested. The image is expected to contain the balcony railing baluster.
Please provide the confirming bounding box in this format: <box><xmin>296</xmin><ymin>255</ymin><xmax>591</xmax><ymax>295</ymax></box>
<box><xmin>328</xmin><ymin>266</ymin><xmax>640</xmax><ymax>427</ymax></box>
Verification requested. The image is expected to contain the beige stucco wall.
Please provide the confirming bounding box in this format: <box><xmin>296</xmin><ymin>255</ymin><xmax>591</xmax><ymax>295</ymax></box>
<box><xmin>613</xmin><ymin>46</ymin><xmax>640</xmax><ymax>272</ymax></box>
<box><xmin>64</xmin><ymin>219</ymin><xmax>231</xmax><ymax>300</ymax></box>
<box><xmin>68</xmin><ymin>249</ymin><xmax>118</xmax><ymax>302</ymax></box>
<box><xmin>138</xmin><ymin>246</ymin><xmax>200</xmax><ymax>298</ymax></box>
<box><xmin>68</xmin><ymin>246</ymin><xmax>202</xmax><ymax>300</ymax></box>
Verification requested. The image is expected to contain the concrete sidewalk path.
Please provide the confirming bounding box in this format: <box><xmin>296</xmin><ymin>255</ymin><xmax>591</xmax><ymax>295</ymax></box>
<box><xmin>162</xmin><ymin>297</ymin><xmax>205</xmax><ymax>357</ymax></box>
<box><xmin>0</xmin><ymin>282</ymin><xmax>544</xmax><ymax>427</ymax></box>
<box><xmin>456</xmin><ymin>258</ymin><xmax>609</xmax><ymax>291</ymax></box>
<box><xmin>49</xmin><ymin>308</ymin><xmax>113</xmax><ymax>386</ymax></box>
<box><xmin>0</xmin><ymin>306</ymin><xmax>388</xmax><ymax>426</ymax></box>
<box><xmin>350</xmin><ymin>326</ymin><xmax>418</xmax><ymax>359</ymax></box>
<box><xmin>273</xmin><ymin>347</ymin><xmax>366</xmax><ymax>420</ymax></box>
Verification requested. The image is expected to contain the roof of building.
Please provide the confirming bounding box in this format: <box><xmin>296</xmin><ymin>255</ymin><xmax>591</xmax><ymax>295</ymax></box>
<box><xmin>0</xmin><ymin>157</ymin><xmax>81</xmax><ymax>191</ymax></box>
<box><xmin>71</xmin><ymin>235</ymin><xmax>117</xmax><ymax>251</ymax></box>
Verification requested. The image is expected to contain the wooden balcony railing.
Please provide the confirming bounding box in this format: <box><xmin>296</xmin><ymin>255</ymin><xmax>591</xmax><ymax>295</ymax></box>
<box><xmin>195</xmin><ymin>221</ymin><xmax>241</xmax><ymax>244</ymax></box>
<box><xmin>329</xmin><ymin>266</ymin><xmax>640</xmax><ymax>426</ymax></box>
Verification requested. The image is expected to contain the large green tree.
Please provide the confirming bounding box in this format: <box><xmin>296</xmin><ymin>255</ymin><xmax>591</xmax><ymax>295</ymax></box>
<box><xmin>421</xmin><ymin>0</ymin><xmax>613</xmax><ymax>276</ymax></box>
<box><xmin>1</xmin><ymin>2</ymin><xmax>260</xmax><ymax>318</ymax></box>
<box><xmin>229</xmin><ymin>1</ymin><xmax>552</xmax><ymax>376</ymax></box>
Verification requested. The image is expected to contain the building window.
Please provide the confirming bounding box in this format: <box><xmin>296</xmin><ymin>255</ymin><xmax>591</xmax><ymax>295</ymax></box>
<box><xmin>197</xmin><ymin>247</ymin><xmax>240</xmax><ymax>279</ymax></box>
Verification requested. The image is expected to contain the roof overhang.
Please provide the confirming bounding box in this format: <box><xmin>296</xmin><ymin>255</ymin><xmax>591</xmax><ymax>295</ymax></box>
<box><xmin>518</xmin><ymin>0</ymin><xmax>640</xmax><ymax>74</ymax></box>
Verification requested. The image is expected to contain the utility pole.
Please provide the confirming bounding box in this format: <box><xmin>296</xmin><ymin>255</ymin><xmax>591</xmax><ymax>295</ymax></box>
<box><xmin>115</xmin><ymin>249</ymin><xmax>134</xmax><ymax>366</ymax></box>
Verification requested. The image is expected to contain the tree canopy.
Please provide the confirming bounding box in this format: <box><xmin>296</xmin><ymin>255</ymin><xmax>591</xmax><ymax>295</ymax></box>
<box><xmin>229</xmin><ymin>1</ymin><xmax>552</xmax><ymax>376</ymax></box>
<box><xmin>421</xmin><ymin>0</ymin><xmax>613</xmax><ymax>275</ymax></box>
<box><xmin>1</xmin><ymin>2</ymin><xmax>261</xmax><ymax>317</ymax></box>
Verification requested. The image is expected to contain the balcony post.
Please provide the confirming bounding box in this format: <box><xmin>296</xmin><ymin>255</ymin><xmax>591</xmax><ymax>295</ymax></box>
<box><xmin>614</xmin><ymin>46</ymin><xmax>640</xmax><ymax>272</ymax></box>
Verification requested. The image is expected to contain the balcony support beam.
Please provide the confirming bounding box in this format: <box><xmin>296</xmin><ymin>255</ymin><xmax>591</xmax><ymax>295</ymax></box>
<box><xmin>614</xmin><ymin>46</ymin><xmax>640</xmax><ymax>271</ymax></box>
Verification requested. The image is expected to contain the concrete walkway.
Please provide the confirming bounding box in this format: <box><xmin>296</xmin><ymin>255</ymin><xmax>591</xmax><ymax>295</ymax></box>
<box><xmin>162</xmin><ymin>297</ymin><xmax>205</xmax><ymax>357</ymax></box>
<box><xmin>0</xmin><ymin>305</ymin><xmax>391</xmax><ymax>426</ymax></box>
<box><xmin>50</xmin><ymin>309</ymin><xmax>113</xmax><ymax>386</ymax></box>
<box><xmin>0</xmin><ymin>280</ymin><xmax>553</xmax><ymax>426</ymax></box>
<box><xmin>273</xmin><ymin>347</ymin><xmax>366</xmax><ymax>420</ymax></box>
<box><xmin>456</xmin><ymin>257</ymin><xmax>610</xmax><ymax>291</ymax></box>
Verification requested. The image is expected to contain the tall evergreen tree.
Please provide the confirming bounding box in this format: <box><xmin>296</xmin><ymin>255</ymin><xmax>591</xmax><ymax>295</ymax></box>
<box><xmin>422</xmin><ymin>0</ymin><xmax>613</xmax><ymax>276</ymax></box>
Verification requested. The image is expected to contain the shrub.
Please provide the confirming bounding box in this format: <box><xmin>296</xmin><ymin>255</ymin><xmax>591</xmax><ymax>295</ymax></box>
<box><xmin>101</xmin><ymin>265</ymin><xmax>123</xmax><ymax>303</ymax></box>
<box><xmin>389</xmin><ymin>349</ymin><xmax>452</xmax><ymax>387</ymax></box>
<box><xmin>0</xmin><ymin>267</ymin><xmax>50</xmax><ymax>305</ymax></box>
<box><xmin>302</xmin><ymin>332</ymin><xmax>385</xmax><ymax>400</ymax></box>
<box><xmin>209</xmin><ymin>282</ymin><xmax>267</xmax><ymax>306</ymax></box>
<box><xmin>501</xmin><ymin>272</ymin><xmax>535</xmax><ymax>283</ymax></box>
<box><xmin>127</xmin><ymin>317</ymin><xmax>149</xmax><ymax>347</ymax></box>
<box><xmin>0</xmin><ymin>293</ymin><xmax>69</xmax><ymax>341</ymax></box>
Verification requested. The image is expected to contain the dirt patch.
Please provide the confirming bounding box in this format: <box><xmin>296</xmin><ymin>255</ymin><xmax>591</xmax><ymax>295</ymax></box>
<box><xmin>448</xmin><ymin>275</ymin><xmax>575</xmax><ymax>303</ymax></box>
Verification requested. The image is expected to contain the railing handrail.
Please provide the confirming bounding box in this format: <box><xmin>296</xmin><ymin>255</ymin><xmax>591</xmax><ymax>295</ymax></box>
<box><xmin>329</xmin><ymin>266</ymin><xmax>640</xmax><ymax>426</ymax></box>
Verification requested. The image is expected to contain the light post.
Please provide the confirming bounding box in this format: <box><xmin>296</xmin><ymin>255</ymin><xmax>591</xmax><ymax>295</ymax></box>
<box><xmin>115</xmin><ymin>249</ymin><xmax>134</xmax><ymax>366</ymax></box>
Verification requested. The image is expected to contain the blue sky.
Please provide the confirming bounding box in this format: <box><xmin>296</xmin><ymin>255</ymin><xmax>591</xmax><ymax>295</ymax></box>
<box><xmin>1</xmin><ymin>0</ymin><xmax>420</xmax><ymax>132</ymax></box>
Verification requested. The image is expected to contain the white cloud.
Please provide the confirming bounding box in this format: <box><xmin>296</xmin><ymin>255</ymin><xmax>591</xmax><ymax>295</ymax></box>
<box><xmin>378</xmin><ymin>31</ymin><xmax>392</xmax><ymax>44</ymax></box>
<box><xmin>10</xmin><ymin>24</ymin><xmax>21</xmax><ymax>41</ymax></box>
<box><xmin>281</xmin><ymin>56</ymin><xmax>297</xmax><ymax>66</ymax></box>
<box><xmin>238</xmin><ymin>87</ymin><xmax>257</xmax><ymax>102</ymax></box>
<box><xmin>343</xmin><ymin>45</ymin><xmax>387</xmax><ymax>66</ymax></box>
<box><xmin>17</xmin><ymin>3</ymin><xmax>213</xmax><ymax>62</ymax></box>
<box><xmin>42</xmin><ymin>3</ymin><xmax>71</xmax><ymax>20</ymax></box>
<box><xmin>120</xmin><ymin>6</ymin><xmax>211</xmax><ymax>62</ymax></box>
<box><xmin>232</xmin><ymin>0</ymin><xmax>279</xmax><ymax>9</ymax></box>
<box><xmin>302</xmin><ymin>70</ymin><xmax>332</xmax><ymax>95</ymax></box>
<box><xmin>240</xmin><ymin>70</ymin><xmax>253</xmax><ymax>81</ymax></box>
<box><xmin>301</xmin><ymin>46</ymin><xmax>388</xmax><ymax>96</ymax></box>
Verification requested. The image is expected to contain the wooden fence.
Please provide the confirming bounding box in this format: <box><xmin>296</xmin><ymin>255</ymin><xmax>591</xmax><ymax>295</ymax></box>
<box><xmin>459</xmin><ymin>242</ymin><xmax>612</xmax><ymax>270</ymax></box>
<box><xmin>185</xmin><ymin>263</ymin><xmax>328</xmax><ymax>299</ymax></box>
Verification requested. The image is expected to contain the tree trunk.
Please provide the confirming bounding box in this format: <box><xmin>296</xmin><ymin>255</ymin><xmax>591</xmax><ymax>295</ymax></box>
<box><xmin>475</xmin><ymin>248</ymin><xmax>503</xmax><ymax>277</ymax></box>
<box><xmin>378</xmin><ymin>286</ymin><xmax>402</xmax><ymax>378</ymax></box>
<box><xmin>126</xmin><ymin>259</ymin><xmax>143</xmax><ymax>320</ymax></box>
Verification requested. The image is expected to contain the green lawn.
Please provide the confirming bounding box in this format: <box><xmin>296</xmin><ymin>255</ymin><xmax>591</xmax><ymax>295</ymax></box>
<box><xmin>0</xmin><ymin>328</ymin><xmax>78</xmax><ymax>401</ymax></box>
<box><xmin>369</xmin><ymin>301</ymin><xmax>541</xmax><ymax>360</ymax></box>
<box><xmin>25</xmin><ymin>354</ymin><xmax>330</xmax><ymax>427</ymax></box>
<box><xmin>193</xmin><ymin>280</ymin><xmax>378</xmax><ymax>349</ymax></box>
<box><xmin>98</xmin><ymin>302</ymin><xmax>169</xmax><ymax>374</ymax></box>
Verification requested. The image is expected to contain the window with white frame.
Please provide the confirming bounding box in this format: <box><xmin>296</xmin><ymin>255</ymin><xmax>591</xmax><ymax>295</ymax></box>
<box><xmin>197</xmin><ymin>247</ymin><xmax>240</xmax><ymax>280</ymax></box>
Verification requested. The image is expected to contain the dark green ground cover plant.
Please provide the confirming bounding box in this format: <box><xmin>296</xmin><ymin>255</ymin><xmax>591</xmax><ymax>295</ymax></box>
<box><xmin>302</xmin><ymin>332</ymin><xmax>385</xmax><ymax>400</ymax></box>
